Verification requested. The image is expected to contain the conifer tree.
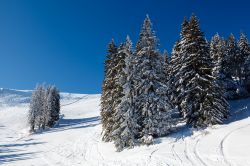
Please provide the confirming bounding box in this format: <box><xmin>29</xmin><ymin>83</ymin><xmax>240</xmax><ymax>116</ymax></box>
<box><xmin>43</xmin><ymin>86</ymin><xmax>51</xmax><ymax>128</ymax></box>
<box><xmin>163</xmin><ymin>50</ymin><xmax>171</xmax><ymax>84</ymax></box>
<box><xmin>238</xmin><ymin>33</ymin><xmax>250</xmax><ymax>91</ymax></box>
<box><xmin>163</xmin><ymin>50</ymin><xmax>169</xmax><ymax>65</ymax></box>
<box><xmin>28</xmin><ymin>84</ymin><xmax>46</xmax><ymax>131</ymax></box>
<box><xmin>210</xmin><ymin>34</ymin><xmax>226</xmax><ymax>87</ymax></box>
<box><xmin>133</xmin><ymin>15</ymin><xmax>173</xmax><ymax>142</ymax></box>
<box><xmin>170</xmin><ymin>18</ymin><xmax>189</xmax><ymax>114</ymax></box>
<box><xmin>28</xmin><ymin>88</ymin><xmax>38</xmax><ymax>132</ymax></box>
<box><xmin>112</xmin><ymin>36</ymin><xmax>138</xmax><ymax>151</ymax></box>
<box><xmin>235</xmin><ymin>33</ymin><xmax>247</xmax><ymax>85</ymax></box>
<box><xmin>36</xmin><ymin>85</ymin><xmax>46</xmax><ymax>130</ymax></box>
<box><xmin>28</xmin><ymin>84</ymin><xmax>60</xmax><ymax>132</ymax></box>
<box><xmin>225</xmin><ymin>34</ymin><xmax>239</xmax><ymax>79</ymax></box>
<box><xmin>103</xmin><ymin>38</ymin><xmax>131</xmax><ymax>142</ymax></box>
<box><xmin>101</xmin><ymin>40</ymin><xmax>118</xmax><ymax>142</ymax></box>
<box><xmin>52</xmin><ymin>86</ymin><xmax>60</xmax><ymax>125</ymax></box>
<box><xmin>168</xmin><ymin>41</ymin><xmax>181</xmax><ymax>111</ymax></box>
<box><xmin>222</xmin><ymin>34</ymin><xmax>242</xmax><ymax>98</ymax></box>
<box><xmin>176</xmin><ymin>15</ymin><xmax>229</xmax><ymax>127</ymax></box>
<box><xmin>210</xmin><ymin>33</ymin><xmax>223</xmax><ymax>63</ymax></box>
<box><xmin>45</xmin><ymin>85</ymin><xmax>60</xmax><ymax>127</ymax></box>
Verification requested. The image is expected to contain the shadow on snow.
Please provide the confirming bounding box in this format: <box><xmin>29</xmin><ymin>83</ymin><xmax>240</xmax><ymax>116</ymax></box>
<box><xmin>0</xmin><ymin>142</ymin><xmax>44</xmax><ymax>164</ymax></box>
<box><xmin>0</xmin><ymin>152</ymin><xmax>41</xmax><ymax>164</ymax></box>
<box><xmin>43</xmin><ymin>116</ymin><xmax>100</xmax><ymax>134</ymax></box>
<box><xmin>158</xmin><ymin>97</ymin><xmax>250</xmax><ymax>142</ymax></box>
<box><xmin>225</xmin><ymin>98</ymin><xmax>250</xmax><ymax>124</ymax></box>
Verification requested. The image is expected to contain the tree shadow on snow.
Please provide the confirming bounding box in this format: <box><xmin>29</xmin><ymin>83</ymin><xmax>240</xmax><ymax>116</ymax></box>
<box><xmin>224</xmin><ymin>98</ymin><xmax>250</xmax><ymax>124</ymax></box>
<box><xmin>160</xmin><ymin>124</ymin><xmax>194</xmax><ymax>143</ymax></box>
<box><xmin>0</xmin><ymin>152</ymin><xmax>40</xmax><ymax>164</ymax></box>
<box><xmin>43</xmin><ymin>116</ymin><xmax>100</xmax><ymax>133</ymax></box>
<box><xmin>159</xmin><ymin>97</ymin><xmax>250</xmax><ymax>143</ymax></box>
<box><xmin>0</xmin><ymin>141</ymin><xmax>44</xmax><ymax>164</ymax></box>
<box><xmin>153</xmin><ymin>125</ymin><xmax>193</xmax><ymax>144</ymax></box>
<box><xmin>0</xmin><ymin>142</ymin><xmax>45</xmax><ymax>148</ymax></box>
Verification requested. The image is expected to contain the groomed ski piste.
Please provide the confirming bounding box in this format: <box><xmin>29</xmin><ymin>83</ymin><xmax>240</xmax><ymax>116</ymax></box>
<box><xmin>0</xmin><ymin>88</ymin><xmax>250</xmax><ymax>166</ymax></box>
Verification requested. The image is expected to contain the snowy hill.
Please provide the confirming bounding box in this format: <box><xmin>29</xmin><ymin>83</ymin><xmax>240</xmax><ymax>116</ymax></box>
<box><xmin>0</xmin><ymin>89</ymin><xmax>250</xmax><ymax>166</ymax></box>
<box><xmin>0</xmin><ymin>88</ymin><xmax>32</xmax><ymax>107</ymax></box>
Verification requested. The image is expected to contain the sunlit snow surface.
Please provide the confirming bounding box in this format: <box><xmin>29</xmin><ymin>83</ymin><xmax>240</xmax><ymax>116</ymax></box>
<box><xmin>0</xmin><ymin>89</ymin><xmax>250</xmax><ymax>166</ymax></box>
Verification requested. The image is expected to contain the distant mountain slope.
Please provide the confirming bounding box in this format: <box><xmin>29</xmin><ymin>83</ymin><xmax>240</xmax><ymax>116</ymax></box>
<box><xmin>0</xmin><ymin>88</ymin><xmax>94</xmax><ymax>107</ymax></box>
<box><xmin>0</xmin><ymin>88</ymin><xmax>32</xmax><ymax>106</ymax></box>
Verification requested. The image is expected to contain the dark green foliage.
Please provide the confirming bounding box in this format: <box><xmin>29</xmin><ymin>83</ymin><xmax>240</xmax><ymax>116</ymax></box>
<box><xmin>45</xmin><ymin>85</ymin><xmax>60</xmax><ymax>127</ymax></box>
<box><xmin>28</xmin><ymin>84</ymin><xmax>60</xmax><ymax>132</ymax></box>
<box><xmin>238</xmin><ymin>33</ymin><xmax>250</xmax><ymax>90</ymax></box>
<box><xmin>133</xmin><ymin>15</ymin><xmax>173</xmax><ymax>139</ymax></box>
<box><xmin>111</xmin><ymin>37</ymin><xmax>138</xmax><ymax>151</ymax></box>
<box><xmin>173</xmin><ymin>15</ymin><xmax>229</xmax><ymax>127</ymax></box>
<box><xmin>100</xmin><ymin>40</ymin><xmax>118</xmax><ymax>142</ymax></box>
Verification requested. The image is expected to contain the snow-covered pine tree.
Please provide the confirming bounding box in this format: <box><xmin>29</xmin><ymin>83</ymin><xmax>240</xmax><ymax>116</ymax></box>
<box><xmin>163</xmin><ymin>50</ymin><xmax>171</xmax><ymax>83</ymax></box>
<box><xmin>37</xmin><ymin>85</ymin><xmax>46</xmax><ymax>130</ymax></box>
<box><xmin>28</xmin><ymin>88</ymin><xmax>37</xmax><ymax>132</ymax></box>
<box><xmin>170</xmin><ymin>18</ymin><xmax>189</xmax><ymax>115</ymax></box>
<box><xmin>111</xmin><ymin>41</ymin><xmax>129</xmax><ymax>139</ymax></box>
<box><xmin>210</xmin><ymin>34</ymin><xmax>227</xmax><ymax>89</ymax></box>
<box><xmin>112</xmin><ymin>36</ymin><xmax>139</xmax><ymax>151</ymax></box>
<box><xmin>45</xmin><ymin>85</ymin><xmax>60</xmax><ymax>127</ymax></box>
<box><xmin>210</xmin><ymin>34</ymin><xmax>231</xmax><ymax>122</ymax></box>
<box><xmin>223</xmin><ymin>34</ymin><xmax>241</xmax><ymax>98</ymax></box>
<box><xmin>163</xmin><ymin>50</ymin><xmax>169</xmax><ymax>65</ymax></box>
<box><xmin>226</xmin><ymin>34</ymin><xmax>240</xmax><ymax>80</ymax></box>
<box><xmin>238</xmin><ymin>33</ymin><xmax>250</xmax><ymax>92</ymax></box>
<box><xmin>43</xmin><ymin>85</ymin><xmax>52</xmax><ymax>128</ymax></box>
<box><xmin>177</xmin><ymin>15</ymin><xmax>229</xmax><ymax>127</ymax></box>
<box><xmin>168</xmin><ymin>41</ymin><xmax>181</xmax><ymax>117</ymax></box>
<box><xmin>210</xmin><ymin>33</ymin><xmax>223</xmax><ymax>63</ymax></box>
<box><xmin>101</xmin><ymin>40</ymin><xmax>118</xmax><ymax>142</ymax></box>
<box><xmin>133</xmin><ymin>15</ymin><xmax>173</xmax><ymax>143</ymax></box>
<box><xmin>51</xmin><ymin>86</ymin><xmax>60</xmax><ymax>126</ymax></box>
<box><xmin>28</xmin><ymin>84</ymin><xmax>46</xmax><ymax>132</ymax></box>
<box><xmin>236</xmin><ymin>33</ymin><xmax>248</xmax><ymax>86</ymax></box>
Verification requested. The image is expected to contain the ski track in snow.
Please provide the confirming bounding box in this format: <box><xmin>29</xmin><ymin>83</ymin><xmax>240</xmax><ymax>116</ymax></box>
<box><xmin>171</xmin><ymin>144</ymin><xmax>183</xmax><ymax>165</ymax></box>
<box><xmin>146</xmin><ymin>148</ymin><xmax>159</xmax><ymax>166</ymax></box>
<box><xmin>60</xmin><ymin>95</ymin><xmax>90</xmax><ymax>107</ymax></box>
<box><xmin>184</xmin><ymin>138</ymin><xmax>196</xmax><ymax>166</ymax></box>
<box><xmin>1</xmin><ymin>91</ymin><xmax>250</xmax><ymax>166</ymax></box>
<box><xmin>219</xmin><ymin>123</ymin><xmax>250</xmax><ymax>166</ymax></box>
<box><xmin>193</xmin><ymin>133</ymin><xmax>208</xmax><ymax>166</ymax></box>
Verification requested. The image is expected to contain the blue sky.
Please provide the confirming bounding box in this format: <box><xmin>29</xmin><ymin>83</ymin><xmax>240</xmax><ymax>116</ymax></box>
<box><xmin>0</xmin><ymin>0</ymin><xmax>249</xmax><ymax>93</ymax></box>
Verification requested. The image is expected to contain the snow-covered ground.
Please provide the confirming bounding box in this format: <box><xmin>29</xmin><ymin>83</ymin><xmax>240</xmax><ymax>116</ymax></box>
<box><xmin>0</xmin><ymin>88</ymin><xmax>250</xmax><ymax>166</ymax></box>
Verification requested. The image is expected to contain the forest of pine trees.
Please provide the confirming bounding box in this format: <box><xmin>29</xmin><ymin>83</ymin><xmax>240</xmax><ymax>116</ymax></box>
<box><xmin>101</xmin><ymin>14</ymin><xmax>250</xmax><ymax>151</ymax></box>
<box><xmin>28</xmin><ymin>84</ymin><xmax>60</xmax><ymax>132</ymax></box>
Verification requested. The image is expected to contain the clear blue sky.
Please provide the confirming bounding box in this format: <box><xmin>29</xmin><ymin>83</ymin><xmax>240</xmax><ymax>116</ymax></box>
<box><xmin>0</xmin><ymin>0</ymin><xmax>249</xmax><ymax>93</ymax></box>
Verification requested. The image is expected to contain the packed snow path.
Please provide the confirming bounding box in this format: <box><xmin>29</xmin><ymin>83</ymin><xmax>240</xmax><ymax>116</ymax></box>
<box><xmin>0</xmin><ymin>89</ymin><xmax>250</xmax><ymax>166</ymax></box>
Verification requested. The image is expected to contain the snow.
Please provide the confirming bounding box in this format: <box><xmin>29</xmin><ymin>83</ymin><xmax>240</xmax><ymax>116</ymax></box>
<box><xmin>1</xmin><ymin>88</ymin><xmax>250</xmax><ymax>166</ymax></box>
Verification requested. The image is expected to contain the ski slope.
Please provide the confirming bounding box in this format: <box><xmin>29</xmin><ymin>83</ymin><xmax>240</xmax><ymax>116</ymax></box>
<box><xmin>0</xmin><ymin>89</ymin><xmax>250</xmax><ymax>166</ymax></box>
